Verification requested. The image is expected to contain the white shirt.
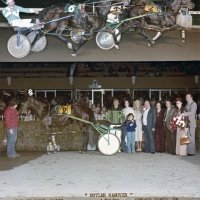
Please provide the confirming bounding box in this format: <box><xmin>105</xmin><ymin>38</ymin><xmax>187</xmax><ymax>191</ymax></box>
<box><xmin>143</xmin><ymin>107</ymin><xmax>150</xmax><ymax>125</ymax></box>
<box><xmin>122</xmin><ymin>107</ymin><xmax>134</xmax><ymax>119</ymax></box>
<box><xmin>94</xmin><ymin>112</ymin><xmax>104</xmax><ymax>120</ymax></box>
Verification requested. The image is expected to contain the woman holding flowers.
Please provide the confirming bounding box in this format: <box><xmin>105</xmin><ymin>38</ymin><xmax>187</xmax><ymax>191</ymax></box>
<box><xmin>173</xmin><ymin>98</ymin><xmax>189</xmax><ymax>156</ymax></box>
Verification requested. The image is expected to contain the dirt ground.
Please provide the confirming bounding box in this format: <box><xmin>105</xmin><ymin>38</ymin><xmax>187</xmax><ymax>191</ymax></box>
<box><xmin>0</xmin><ymin>151</ymin><xmax>200</xmax><ymax>200</ymax></box>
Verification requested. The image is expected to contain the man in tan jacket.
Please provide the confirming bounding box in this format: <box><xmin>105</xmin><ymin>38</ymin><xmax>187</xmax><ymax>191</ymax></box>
<box><xmin>183</xmin><ymin>93</ymin><xmax>197</xmax><ymax>156</ymax></box>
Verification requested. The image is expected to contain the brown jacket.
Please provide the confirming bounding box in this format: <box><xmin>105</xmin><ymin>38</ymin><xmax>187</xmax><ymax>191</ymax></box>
<box><xmin>164</xmin><ymin>107</ymin><xmax>177</xmax><ymax>130</ymax></box>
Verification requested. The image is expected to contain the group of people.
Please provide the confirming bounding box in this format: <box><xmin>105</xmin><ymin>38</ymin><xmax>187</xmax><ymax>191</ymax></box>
<box><xmin>97</xmin><ymin>92</ymin><xmax>197</xmax><ymax>156</ymax></box>
<box><xmin>0</xmin><ymin>92</ymin><xmax>198</xmax><ymax>158</ymax></box>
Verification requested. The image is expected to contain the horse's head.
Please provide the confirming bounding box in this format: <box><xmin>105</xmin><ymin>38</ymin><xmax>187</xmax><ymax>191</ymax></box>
<box><xmin>95</xmin><ymin>0</ymin><xmax>112</xmax><ymax>19</ymax></box>
<box><xmin>78</xmin><ymin>3</ymin><xmax>87</xmax><ymax>18</ymax></box>
<box><xmin>170</xmin><ymin>0</ymin><xmax>195</xmax><ymax>13</ymax></box>
<box><xmin>23</xmin><ymin>96</ymin><xmax>49</xmax><ymax>119</ymax></box>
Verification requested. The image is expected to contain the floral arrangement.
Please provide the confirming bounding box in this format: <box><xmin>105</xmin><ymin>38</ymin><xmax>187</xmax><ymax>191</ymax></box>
<box><xmin>171</xmin><ymin>115</ymin><xmax>187</xmax><ymax>130</ymax></box>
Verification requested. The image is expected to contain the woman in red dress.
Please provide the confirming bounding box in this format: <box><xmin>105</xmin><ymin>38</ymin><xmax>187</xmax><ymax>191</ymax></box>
<box><xmin>155</xmin><ymin>102</ymin><xmax>165</xmax><ymax>152</ymax></box>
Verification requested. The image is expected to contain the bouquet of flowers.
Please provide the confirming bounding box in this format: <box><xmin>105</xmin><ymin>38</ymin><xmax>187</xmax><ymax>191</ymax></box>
<box><xmin>171</xmin><ymin>115</ymin><xmax>187</xmax><ymax>130</ymax></box>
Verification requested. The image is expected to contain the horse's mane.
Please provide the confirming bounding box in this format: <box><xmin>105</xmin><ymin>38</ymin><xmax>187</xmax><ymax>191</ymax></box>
<box><xmin>73</xmin><ymin>103</ymin><xmax>95</xmax><ymax>122</ymax></box>
<box><xmin>27</xmin><ymin>96</ymin><xmax>49</xmax><ymax>118</ymax></box>
<box><xmin>38</xmin><ymin>3</ymin><xmax>65</xmax><ymax>19</ymax></box>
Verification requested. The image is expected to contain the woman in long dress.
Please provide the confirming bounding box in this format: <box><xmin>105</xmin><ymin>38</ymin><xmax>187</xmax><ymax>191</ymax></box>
<box><xmin>155</xmin><ymin>102</ymin><xmax>165</xmax><ymax>152</ymax></box>
<box><xmin>133</xmin><ymin>100</ymin><xmax>143</xmax><ymax>152</ymax></box>
<box><xmin>175</xmin><ymin>98</ymin><xmax>188</xmax><ymax>156</ymax></box>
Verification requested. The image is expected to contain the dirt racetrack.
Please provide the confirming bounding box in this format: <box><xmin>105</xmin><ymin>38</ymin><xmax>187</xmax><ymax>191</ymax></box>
<box><xmin>0</xmin><ymin>28</ymin><xmax>199</xmax><ymax>62</ymax></box>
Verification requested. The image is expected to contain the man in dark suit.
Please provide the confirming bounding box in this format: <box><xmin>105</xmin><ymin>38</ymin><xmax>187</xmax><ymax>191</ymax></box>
<box><xmin>164</xmin><ymin>99</ymin><xmax>177</xmax><ymax>154</ymax></box>
<box><xmin>142</xmin><ymin>100</ymin><xmax>156</xmax><ymax>153</ymax></box>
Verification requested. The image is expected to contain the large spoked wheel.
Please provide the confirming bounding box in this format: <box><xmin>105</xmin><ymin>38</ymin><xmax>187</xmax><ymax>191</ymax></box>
<box><xmin>7</xmin><ymin>34</ymin><xmax>31</xmax><ymax>58</ymax></box>
<box><xmin>98</xmin><ymin>133</ymin><xmax>120</xmax><ymax>156</ymax></box>
<box><xmin>96</xmin><ymin>29</ymin><xmax>121</xmax><ymax>50</ymax></box>
<box><xmin>27</xmin><ymin>31</ymin><xmax>47</xmax><ymax>52</ymax></box>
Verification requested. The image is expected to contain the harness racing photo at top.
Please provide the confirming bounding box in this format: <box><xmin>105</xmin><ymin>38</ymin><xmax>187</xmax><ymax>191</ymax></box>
<box><xmin>0</xmin><ymin>0</ymin><xmax>200</xmax><ymax>61</ymax></box>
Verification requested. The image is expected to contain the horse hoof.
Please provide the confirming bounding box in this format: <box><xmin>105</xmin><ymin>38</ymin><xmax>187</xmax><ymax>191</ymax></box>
<box><xmin>151</xmin><ymin>40</ymin><xmax>155</xmax><ymax>45</ymax></box>
<box><xmin>114</xmin><ymin>45</ymin><xmax>119</xmax><ymax>50</ymax></box>
<box><xmin>79</xmin><ymin>151</ymin><xmax>86</xmax><ymax>154</ymax></box>
<box><xmin>182</xmin><ymin>40</ymin><xmax>186</xmax><ymax>44</ymax></box>
<box><xmin>71</xmin><ymin>53</ymin><xmax>77</xmax><ymax>57</ymax></box>
<box><xmin>147</xmin><ymin>43</ymin><xmax>152</xmax><ymax>47</ymax></box>
<box><xmin>67</xmin><ymin>42</ymin><xmax>73</xmax><ymax>49</ymax></box>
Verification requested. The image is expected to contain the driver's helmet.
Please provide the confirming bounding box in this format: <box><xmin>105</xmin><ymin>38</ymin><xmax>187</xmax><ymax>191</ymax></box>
<box><xmin>6</xmin><ymin>0</ymin><xmax>15</xmax><ymax>5</ymax></box>
<box><xmin>123</xmin><ymin>0</ymin><xmax>130</xmax><ymax>6</ymax></box>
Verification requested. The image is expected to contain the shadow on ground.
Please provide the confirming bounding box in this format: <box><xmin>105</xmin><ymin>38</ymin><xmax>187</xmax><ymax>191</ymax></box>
<box><xmin>180</xmin><ymin>152</ymin><xmax>200</xmax><ymax>167</ymax></box>
<box><xmin>0</xmin><ymin>152</ymin><xmax>44</xmax><ymax>171</ymax></box>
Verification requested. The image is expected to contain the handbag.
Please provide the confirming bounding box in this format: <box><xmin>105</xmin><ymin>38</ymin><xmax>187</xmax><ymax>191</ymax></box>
<box><xmin>180</xmin><ymin>134</ymin><xmax>190</xmax><ymax>145</ymax></box>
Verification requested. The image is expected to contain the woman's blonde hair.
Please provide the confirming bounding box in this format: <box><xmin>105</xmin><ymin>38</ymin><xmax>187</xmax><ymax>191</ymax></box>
<box><xmin>133</xmin><ymin>99</ymin><xmax>142</xmax><ymax>112</ymax></box>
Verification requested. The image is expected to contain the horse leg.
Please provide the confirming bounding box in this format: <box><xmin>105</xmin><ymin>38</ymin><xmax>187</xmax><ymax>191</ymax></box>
<box><xmin>54</xmin><ymin>28</ymin><xmax>75</xmax><ymax>51</ymax></box>
<box><xmin>113</xmin><ymin>29</ymin><xmax>122</xmax><ymax>50</ymax></box>
<box><xmin>30</xmin><ymin>30</ymin><xmax>44</xmax><ymax>47</ymax></box>
<box><xmin>81</xmin><ymin>126</ymin><xmax>89</xmax><ymax>153</ymax></box>
<box><xmin>71</xmin><ymin>37</ymin><xmax>87</xmax><ymax>57</ymax></box>
<box><xmin>181</xmin><ymin>29</ymin><xmax>186</xmax><ymax>43</ymax></box>
<box><xmin>152</xmin><ymin>31</ymin><xmax>162</xmax><ymax>42</ymax></box>
<box><xmin>138</xmin><ymin>28</ymin><xmax>154</xmax><ymax>47</ymax></box>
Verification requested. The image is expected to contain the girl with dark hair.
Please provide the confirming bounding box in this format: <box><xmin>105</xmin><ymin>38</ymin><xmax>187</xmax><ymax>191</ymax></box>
<box><xmin>124</xmin><ymin>113</ymin><xmax>137</xmax><ymax>154</ymax></box>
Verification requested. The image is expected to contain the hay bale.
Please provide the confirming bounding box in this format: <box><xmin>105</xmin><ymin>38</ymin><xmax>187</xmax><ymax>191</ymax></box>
<box><xmin>0</xmin><ymin>121</ymin><xmax>88</xmax><ymax>152</ymax></box>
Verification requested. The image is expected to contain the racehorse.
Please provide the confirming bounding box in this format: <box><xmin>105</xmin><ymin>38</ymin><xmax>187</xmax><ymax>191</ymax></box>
<box><xmin>127</xmin><ymin>0</ymin><xmax>195</xmax><ymax>42</ymax></box>
<box><xmin>95</xmin><ymin>0</ymin><xmax>156</xmax><ymax>49</ymax></box>
<box><xmin>23</xmin><ymin>96</ymin><xmax>95</xmax><ymax>153</ymax></box>
<box><xmin>35</xmin><ymin>0</ymin><xmax>152</xmax><ymax>54</ymax></box>
<box><xmin>35</xmin><ymin>0</ymin><xmax>122</xmax><ymax>56</ymax></box>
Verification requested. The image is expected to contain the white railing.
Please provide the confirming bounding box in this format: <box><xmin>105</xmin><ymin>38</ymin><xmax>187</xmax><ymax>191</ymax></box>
<box><xmin>189</xmin><ymin>11</ymin><xmax>200</xmax><ymax>28</ymax></box>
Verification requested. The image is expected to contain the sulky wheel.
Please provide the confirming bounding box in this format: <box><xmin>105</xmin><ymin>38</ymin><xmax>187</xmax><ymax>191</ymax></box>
<box><xmin>96</xmin><ymin>29</ymin><xmax>121</xmax><ymax>50</ymax></box>
<box><xmin>70</xmin><ymin>30</ymin><xmax>83</xmax><ymax>44</ymax></box>
<box><xmin>98</xmin><ymin>133</ymin><xmax>120</xmax><ymax>156</ymax></box>
<box><xmin>27</xmin><ymin>31</ymin><xmax>47</xmax><ymax>52</ymax></box>
<box><xmin>70</xmin><ymin>30</ymin><xmax>94</xmax><ymax>44</ymax></box>
<box><xmin>7</xmin><ymin>34</ymin><xmax>31</xmax><ymax>58</ymax></box>
<box><xmin>96</xmin><ymin>31</ymin><xmax>115</xmax><ymax>50</ymax></box>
